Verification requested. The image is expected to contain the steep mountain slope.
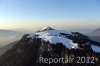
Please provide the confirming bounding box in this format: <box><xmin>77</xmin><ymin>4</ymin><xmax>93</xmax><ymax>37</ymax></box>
<box><xmin>0</xmin><ymin>27</ymin><xmax>100</xmax><ymax>66</ymax></box>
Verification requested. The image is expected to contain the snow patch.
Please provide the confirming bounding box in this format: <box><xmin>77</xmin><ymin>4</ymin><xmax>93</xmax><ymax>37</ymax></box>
<box><xmin>38</xmin><ymin>35</ymin><xmax>78</xmax><ymax>49</ymax></box>
<box><xmin>91</xmin><ymin>45</ymin><xmax>100</xmax><ymax>53</ymax></box>
<box><xmin>36</xmin><ymin>30</ymin><xmax>78</xmax><ymax>49</ymax></box>
<box><xmin>36</xmin><ymin>30</ymin><xmax>72</xmax><ymax>36</ymax></box>
<box><xmin>27</xmin><ymin>29</ymin><xmax>78</xmax><ymax>49</ymax></box>
<box><xmin>38</xmin><ymin>27</ymin><xmax>54</xmax><ymax>32</ymax></box>
<box><xmin>27</xmin><ymin>34</ymin><xmax>35</xmax><ymax>39</ymax></box>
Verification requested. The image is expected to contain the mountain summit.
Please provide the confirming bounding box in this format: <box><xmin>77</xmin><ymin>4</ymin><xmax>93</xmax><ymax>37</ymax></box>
<box><xmin>37</xmin><ymin>27</ymin><xmax>54</xmax><ymax>32</ymax></box>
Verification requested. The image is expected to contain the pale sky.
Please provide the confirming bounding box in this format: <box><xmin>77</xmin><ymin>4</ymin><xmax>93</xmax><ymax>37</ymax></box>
<box><xmin>0</xmin><ymin>0</ymin><xmax>100</xmax><ymax>32</ymax></box>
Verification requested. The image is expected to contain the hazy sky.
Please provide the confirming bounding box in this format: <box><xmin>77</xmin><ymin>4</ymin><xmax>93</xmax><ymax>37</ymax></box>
<box><xmin>0</xmin><ymin>0</ymin><xmax>100</xmax><ymax>32</ymax></box>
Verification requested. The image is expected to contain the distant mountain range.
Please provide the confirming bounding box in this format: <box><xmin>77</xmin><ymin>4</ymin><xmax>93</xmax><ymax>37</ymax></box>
<box><xmin>0</xmin><ymin>27</ymin><xmax>100</xmax><ymax>66</ymax></box>
<box><xmin>87</xmin><ymin>28</ymin><xmax>100</xmax><ymax>43</ymax></box>
<box><xmin>89</xmin><ymin>28</ymin><xmax>100</xmax><ymax>36</ymax></box>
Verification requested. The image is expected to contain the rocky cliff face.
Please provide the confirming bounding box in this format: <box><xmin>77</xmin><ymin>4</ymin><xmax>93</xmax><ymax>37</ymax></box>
<box><xmin>0</xmin><ymin>28</ymin><xmax>100</xmax><ymax>66</ymax></box>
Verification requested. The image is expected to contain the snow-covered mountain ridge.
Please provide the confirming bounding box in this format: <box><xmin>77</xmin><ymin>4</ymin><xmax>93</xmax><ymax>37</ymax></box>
<box><xmin>27</xmin><ymin>27</ymin><xmax>100</xmax><ymax>53</ymax></box>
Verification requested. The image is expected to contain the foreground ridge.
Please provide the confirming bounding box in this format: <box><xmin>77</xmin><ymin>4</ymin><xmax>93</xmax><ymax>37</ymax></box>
<box><xmin>0</xmin><ymin>28</ymin><xmax>100</xmax><ymax>66</ymax></box>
